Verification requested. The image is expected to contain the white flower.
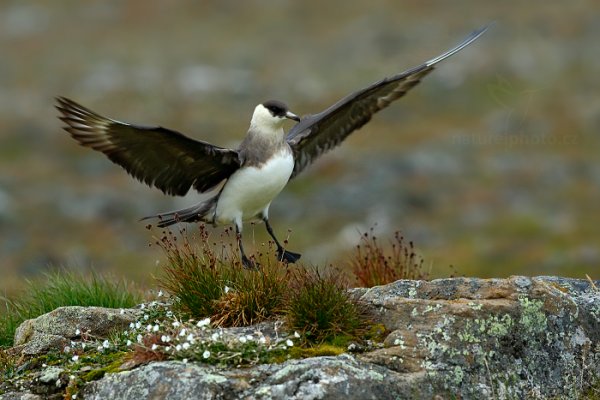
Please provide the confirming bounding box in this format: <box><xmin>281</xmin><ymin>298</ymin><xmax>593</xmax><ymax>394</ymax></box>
<box><xmin>158</xmin><ymin>290</ymin><xmax>164</xmax><ymax>297</ymax></box>
<box><xmin>140</xmin><ymin>303</ymin><xmax>146</xmax><ymax>309</ymax></box>
<box><xmin>129</xmin><ymin>322</ymin><xmax>135</xmax><ymax>329</ymax></box>
<box><xmin>182</xmin><ymin>342</ymin><xmax>190</xmax><ymax>350</ymax></box>
<box><xmin>143</xmin><ymin>314</ymin><xmax>149</xmax><ymax>321</ymax></box>
<box><xmin>161</xmin><ymin>335</ymin><xmax>169</xmax><ymax>342</ymax></box>
<box><xmin>183</xmin><ymin>358</ymin><xmax>188</xmax><ymax>363</ymax></box>
<box><xmin>246</xmin><ymin>334</ymin><xmax>253</xmax><ymax>341</ymax></box>
<box><xmin>286</xmin><ymin>339</ymin><xmax>293</xmax><ymax>347</ymax></box>
<box><xmin>152</xmin><ymin>324</ymin><xmax>160</xmax><ymax>332</ymax></box>
<box><xmin>186</xmin><ymin>333</ymin><xmax>194</xmax><ymax>342</ymax></box>
<box><xmin>75</xmin><ymin>329</ymin><xmax>81</xmax><ymax>336</ymax></box>
<box><xmin>72</xmin><ymin>394</ymin><xmax>77</xmax><ymax>399</ymax></box>
<box><xmin>151</xmin><ymin>344</ymin><xmax>158</xmax><ymax>350</ymax></box>
<box><xmin>135</xmin><ymin>322</ymin><xmax>142</xmax><ymax>329</ymax></box>
<box><xmin>42</xmin><ymin>363</ymin><xmax>47</xmax><ymax>368</ymax></box>
<box><xmin>126</xmin><ymin>340</ymin><xmax>132</xmax><ymax>347</ymax></box>
<box><xmin>175</xmin><ymin>344</ymin><xmax>182</xmax><ymax>351</ymax></box>
<box><xmin>239</xmin><ymin>336</ymin><xmax>247</xmax><ymax>344</ymax></box>
<box><xmin>211</xmin><ymin>333</ymin><xmax>219</xmax><ymax>341</ymax></box>
<box><xmin>197</xmin><ymin>318</ymin><xmax>211</xmax><ymax>328</ymax></box>
<box><xmin>81</xmin><ymin>343</ymin><xmax>86</xmax><ymax>350</ymax></box>
<box><xmin>172</xmin><ymin>321</ymin><xmax>181</xmax><ymax>328</ymax></box>
<box><xmin>259</xmin><ymin>337</ymin><xmax>266</xmax><ymax>344</ymax></box>
<box><xmin>224</xmin><ymin>286</ymin><xmax>231</xmax><ymax>294</ymax></box>
<box><xmin>179</xmin><ymin>328</ymin><xmax>187</xmax><ymax>337</ymax></box>
<box><xmin>102</xmin><ymin>340</ymin><xmax>110</xmax><ymax>349</ymax></box>
<box><xmin>71</xmin><ymin>355</ymin><xmax>79</xmax><ymax>362</ymax></box>
<box><xmin>120</xmin><ymin>309</ymin><xmax>125</xmax><ymax>315</ymax></box>
<box><xmin>137</xmin><ymin>334</ymin><xmax>143</xmax><ymax>343</ymax></box>
<box><xmin>203</xmin><ymin>350</ymin><xmax>210</xmax><ymax>359</ymax></box>
<box><xmin>146</xmin><ymin>324</ymin><xmax>152</xmax><ymax>331</ymax></box>
<box><xmin>63</xmin><ymin>346</ymin><xmax>71</xmax><ymax>353</ymax></box>
<box><xmin>294</xmin><ymin>331</ymin><xmax>300</xmax><ymax>338</ymax></box>
<box><xmin>97</xmin><ymin>345</ymin><xmax>104</xmax><ymax>352</ymax></box>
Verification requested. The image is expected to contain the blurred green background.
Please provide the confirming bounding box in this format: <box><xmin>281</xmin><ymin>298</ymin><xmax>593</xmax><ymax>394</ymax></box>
<box><xmin>1</xmin><ymin>1</ymin><xmax>599</xmax><ymax>296</ymax></box>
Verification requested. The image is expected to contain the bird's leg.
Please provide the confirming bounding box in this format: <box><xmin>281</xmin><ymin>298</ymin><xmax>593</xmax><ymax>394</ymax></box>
<box><xmin>262</xmin><ymin>217</ymin><xmax>301</xmax><ymax>264</ymax></box>
<box><xmin>235</xmin><ymin>223</ymin><xmax>256</xmax><ymax>269</ymax></box>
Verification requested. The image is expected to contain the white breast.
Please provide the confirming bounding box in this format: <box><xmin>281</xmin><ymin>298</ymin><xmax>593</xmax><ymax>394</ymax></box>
<box><xmin>215</xmin><ymin>149</ymin><xmax>294</xmax><ymax>226</ymax></box>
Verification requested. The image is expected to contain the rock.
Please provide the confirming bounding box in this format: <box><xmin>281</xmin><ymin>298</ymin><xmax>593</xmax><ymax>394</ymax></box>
<box><xmin>13</xmin><ymin>306</ymin><xmax>142</xmax><ymax>355</ymax></box>
<box><xmin>83</xmin><ymin>356</ymin><xmax>419</xmax><ymax>400</ymax></box>
<box><xmin>0</xmin><ymin>393</ymin><xmax>42</xmax><ymax>400</ymax></box>
<box><xmin>357</xmin><ymin>276</ymin><xmax>600</xmax><ymax>398</ymax></box>
<box><xmin>80</xmin><ymin>276</ymin><xmax>600</xmax><ymax>399</ymax></box>
<box><xmin>38</xmin><ymin>366</ymin><xmax>63</xmax><ymax>384</ymax></box>
<box><xmin>3</xmin><ymin>276</ymin><xmax>599</xmax><ymax>399</ymax></box>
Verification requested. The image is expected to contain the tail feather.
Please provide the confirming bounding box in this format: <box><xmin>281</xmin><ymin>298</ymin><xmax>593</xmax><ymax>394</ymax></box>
<box><xmin>142</xmin><ymin>197</ymin><xmax>217</xmax><ymax>228</ymax></box>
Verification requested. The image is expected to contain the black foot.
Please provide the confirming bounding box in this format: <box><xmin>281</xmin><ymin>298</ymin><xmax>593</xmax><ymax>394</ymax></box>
<box><xmin>277</xmin><ymin>248</ymin><xmax>302</xmax><ymax>264</ymax></box>
<box><xmin>242</xmin><ymin>255</ymin><xmax>259</xmax><ymax>270</ymax></box>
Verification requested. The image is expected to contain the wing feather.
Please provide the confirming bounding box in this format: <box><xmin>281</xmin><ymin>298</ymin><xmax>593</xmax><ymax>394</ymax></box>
<box><xmin>56</xmin><ymin>97</ymin><xmax>240</xmax><ymax>196</ymax></box>
<box><xmin>286</xmin><ymin>25</ymin><xmax>488</xmax><ymax>178</ymax></box>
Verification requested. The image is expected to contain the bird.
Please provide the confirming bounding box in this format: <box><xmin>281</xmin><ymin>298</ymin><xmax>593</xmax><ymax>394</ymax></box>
<box><xmin>56</xmin><ymin>26</ymin><xmax>487</xmax><ymax>269</ymax></box>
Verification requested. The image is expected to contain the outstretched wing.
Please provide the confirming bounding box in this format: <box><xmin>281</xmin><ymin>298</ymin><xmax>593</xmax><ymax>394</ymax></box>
<box><xmin>286</xmin><ymin>25</ymin><xmax>488</xmax><ymax>178</ymax></box>
<box><xmin>56</xmin><ymin>97</ymin><xmax>240</xmax><ymax>196</ymax></box>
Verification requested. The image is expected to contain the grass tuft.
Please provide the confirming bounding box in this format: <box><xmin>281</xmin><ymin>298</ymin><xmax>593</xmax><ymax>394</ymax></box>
<box><xmin>157</xmin><ymin>227</ymin><xmax>229</xmax><ymax>318</ymax></box>
<box><xmin>0</xmin><ymin>270</ymin><xmax>142</xmax><ymax>347</ymax></box>
<box><xmin>285</xmin><ymin>267</ymin><xmax>367</xmax><ymax>343</ymax></box>
<box><xmin>155</xmin><ymin>225</ymin><xmax>369</xmax><ymax>344</ymax></box>
<box><xmin>156</xmin><ymin>225</ymin><xmax>288</xmax><ymax>326</ymax></box>
<box><xmin>349</xmin><ymin>228</ymin><xmax>427</xmax><ymax>287</ymax></box>
<box><xmin>211</xmin><ymin>263</ymin><xmax>287</xmax><ymax>326</ymax></box>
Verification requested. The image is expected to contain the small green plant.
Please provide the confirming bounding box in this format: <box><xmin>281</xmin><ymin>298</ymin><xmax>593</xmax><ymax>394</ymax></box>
<box><xmin>0</xmin><ymin>348</ymin><xmax>18</xmax><ymax>380</ymax></box>
<box><xmin>285</xmin><ymin>267</ymin><xmax>367</xmax><ymax>343</ymax></box>
<box><xmin>156</xmin><ymin>225</ymin><xmax>288</xmax><ymax>326</ymax></box>
<box><xmin>349</xmin><ymin>228</ymin><xmax>427</xmax><ymax>287</ymax></box>
<box><xmin>0</xmin><ymin>270</ymin><xmax>142</xmax><ymax>347</ymax></box>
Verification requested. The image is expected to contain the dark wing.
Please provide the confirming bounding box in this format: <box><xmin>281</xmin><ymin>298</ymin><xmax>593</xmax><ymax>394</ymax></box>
<box><xmin>286</xmin><ymin>25</ymin><xmax>488</xmax><ymax>178</ymax></box>
<box><xmin>56</xmin><ymin>97</ymin><xmax>240</xmax><ymax>196</ymax></box>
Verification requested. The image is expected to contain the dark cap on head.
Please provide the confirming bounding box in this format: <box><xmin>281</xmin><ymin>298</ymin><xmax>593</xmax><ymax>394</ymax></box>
<box><xmin>262</xmin><ymin>100</ymin><xmax>289</xmax><ymax>118</ymax></box>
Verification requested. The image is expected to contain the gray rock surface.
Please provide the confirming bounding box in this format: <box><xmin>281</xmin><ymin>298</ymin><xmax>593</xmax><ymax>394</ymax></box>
<box><xmin>357</xmin><ymin>276</ymin><xmax>600</xmax><ymax>398</ymax></box>
<box><xmin>4</xmin><ymin>277</ymin><xmax>600</xmax><ymax>399</ymax></box>
<box><xmin>83</xmin><ymin>356</ymin><xmax>420</xmax><ymax>400</ymax></box>
<box><xmin>13</xmin><ymin>306</ymin><xmax>142</xmax><ymax>355</ymax></box>
<box><xmin>0</xmin><ymin>394</ymin><xmax>42</xmax><ymax>400</ymax></box>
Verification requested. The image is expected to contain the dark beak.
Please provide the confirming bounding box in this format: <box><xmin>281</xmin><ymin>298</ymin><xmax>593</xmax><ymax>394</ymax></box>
<box><xmin>285</xmin><ymin>110</ymin><xmax>301</xmax><ymax>122</ymax></box>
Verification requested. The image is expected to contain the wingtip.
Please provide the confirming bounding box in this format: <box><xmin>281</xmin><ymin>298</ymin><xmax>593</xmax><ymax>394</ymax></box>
<box><xmin>425</xmin><ymin>23</ymin><xmax>491</xmax><ymax>67</ymax></box>
<box><xmin>55</xmin><ymin>96</ymin><xmax>71</xmax><ymax>108</ymax></box>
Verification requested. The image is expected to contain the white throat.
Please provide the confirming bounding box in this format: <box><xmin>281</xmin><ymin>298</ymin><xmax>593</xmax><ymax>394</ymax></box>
<box><xmin>249</xmin><ymin>104</ymin><xmax>286</xmax><ymax>136</ymax></box>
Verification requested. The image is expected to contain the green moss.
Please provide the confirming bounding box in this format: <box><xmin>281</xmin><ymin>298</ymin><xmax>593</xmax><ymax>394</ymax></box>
<box><xmin>365</xmin><ymin>323</ymin><xmax>387</xmax><ymax>342</ymax></box>
<box><xmin>79</xmin><ymin>356</ymin><xmax>124</xmax><ymax>382</ymax></box>
<box><xmin>261</xmin><ymin>341</ymin><xmax>348</xmax><ymax>364</ymax></box>
<box><xmin>580</xmin><ymin>377</ymin><xmax>600</xmax><ymax>399</ymax></box>
<box><xmin>288</xmin><ymin>343</ymin><xmax>347</xmax><ymax>358</ymax></box>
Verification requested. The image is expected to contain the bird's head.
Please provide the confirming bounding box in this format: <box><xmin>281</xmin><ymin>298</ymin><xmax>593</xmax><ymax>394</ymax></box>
<box><xmin>250</xmin><ymin>100</ymin><xmax>300</xmax><ymax>132</ymax></box>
